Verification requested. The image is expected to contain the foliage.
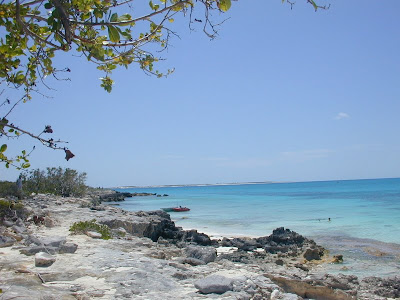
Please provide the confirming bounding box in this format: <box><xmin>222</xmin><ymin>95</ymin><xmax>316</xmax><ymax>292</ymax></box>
<box><xmin>22</xmin><ymin>167</ymin><xmax>87</xmax><ymax>196</ymax></box>
<box><xmin>0</xmin><ymin>180</ymin><xmax>18</xmax><ymax>197</ymax></box>
<box><xmin>0</xmin><ymin>199</ymin><xmax>24</xmax><ymax>219</ymax></box>
<box><xmin>69</xmin><ymin>219</ymin><xmax>112</xmax><ymax>239</ymax></box>
<box><xmin>0</xmin><ymin>0</ymin><xmax>327</xmax><ymax>168</ymax></box>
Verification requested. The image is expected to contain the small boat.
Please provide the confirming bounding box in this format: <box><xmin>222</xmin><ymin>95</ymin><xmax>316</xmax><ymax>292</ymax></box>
<box><xmin>173</xmin><ymin>207</ymin><xmax>190</xmax><ymax>212</ymax></box>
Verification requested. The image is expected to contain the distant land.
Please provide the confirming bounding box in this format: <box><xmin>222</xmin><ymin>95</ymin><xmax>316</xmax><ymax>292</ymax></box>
<box><xmin>111</xmin><ymin>177</ymin><xmax>400</xmax><ymax>189</ymax></box>
<box><xmin>113</xmin><ymin>181</ymin><xmax>278</xmax><ymax>189</ymax></box>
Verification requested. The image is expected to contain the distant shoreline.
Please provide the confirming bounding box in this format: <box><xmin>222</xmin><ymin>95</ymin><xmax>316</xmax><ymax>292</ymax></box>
<box><xmin>112</xmin><ymin>177</ymin><xmax>400</xmax><ymax>189</ymax></box>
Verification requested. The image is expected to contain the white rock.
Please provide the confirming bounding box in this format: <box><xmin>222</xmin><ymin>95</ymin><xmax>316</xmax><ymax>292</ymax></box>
<box><xmin>35</xmin><ymin>252</ymin><xmax>56</xmax><ymax>267</ymax></box>
<box><xmin>86</xmin><ymin>231</ymin><xmax>102</xmax><ymax>239</ymax></box>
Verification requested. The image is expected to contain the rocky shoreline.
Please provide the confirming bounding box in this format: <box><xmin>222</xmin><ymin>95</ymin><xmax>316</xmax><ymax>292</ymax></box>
<box><xmin>1</xmin><ymin>193</ymin><xmax>399</xmax><ymax>299</ymax></box>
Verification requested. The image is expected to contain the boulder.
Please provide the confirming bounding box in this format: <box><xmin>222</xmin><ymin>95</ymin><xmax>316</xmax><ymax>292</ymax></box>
<box><xmin>186</xmin><ymin>245</ymin><xmax>217</xmax><ymax>264</ymax></box>
<box><xmin>59</xmin><ymin>243</ymin><xmax>78</xmax><ymax>254</ymax></box>
<box><xmin>194</xmin><ymin>275</ymin><xmax>234</xmax><ymax>294</ymax></box>
<box><xmin>35</xmin><ymin>252</ymin><xmax>56</xmax><ymax>267</ymax></box>
<box><xmin>303</xmin><ymin>248</ymin><xmax>323</xmax><ymax>261</ymax></box>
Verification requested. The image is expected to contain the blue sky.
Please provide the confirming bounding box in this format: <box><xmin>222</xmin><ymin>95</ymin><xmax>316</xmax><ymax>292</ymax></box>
<box><xmin>1</xmin><ymin>0</ymin><xmax>400</xmax><ymax>187</ymax></box>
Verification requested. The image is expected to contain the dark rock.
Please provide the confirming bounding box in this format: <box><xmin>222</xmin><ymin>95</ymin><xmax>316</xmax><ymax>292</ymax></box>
<box><xmin>172</xmin><ymin>272</ymin><xmax>191</xmax><ymax>280</ymax></box>
<box><xmin>194</xmin><ymin>275</ymin><xmax>234</xmax><ymax>294</ymax></box>
<box><xmin>303</xmin><ymin>248</ymin><xmax>323</xmax><ymax>261</ymax></box>
<box><xmin>294</xmin><ymin>263</ymin><xmax>309</xmax><ymax>272</ymax></box>
<box><xmin>99</xmin><ymin>192</ymin><xmax>134</xmax><ymax>202</ymax></box>
<box><xmin>59</xmin><ymin>243</ymin><xmax>78</xmax><ymax>254</ymax></box>
<box><xmin>0</xmin><ymin>235</ymin><xmax>16</xmax><ymax>248</ymax></box>
<box><xmin>163</xmin><ymin>194</ymin><xmax>169</xmax><ymax>197</ymax></box>
<box><xmin>332</xmin><ymin>255</ymin><xmax>344</xmax><ymax>263</ymax></box>
<box><xmin>275</xmin><ymin>259</ymin><xmax>284</xmax><ymax>266</ymax></box>
<box><xmin>181</xmin><ymin>230</ymin><xmax>213</xmax><ymax>246</ymax></box>
<box><xmin>229</xmin><ymin>237</ymin><xmax>259</xmax><ymax>251</ymax></box>
<box><xmin>179</xmin><ymin>257</ymin><xmax>206</xmax><ymax>266</ymax></box>
<box><xmin>186</xmin><ymin>245</ymin><xmax>217</xmax><ymax>264</ymax></box>
<box><xmin>20</xmin><ymin>246</ymin><xmax>58</xmax><ymax>256</ymax></box>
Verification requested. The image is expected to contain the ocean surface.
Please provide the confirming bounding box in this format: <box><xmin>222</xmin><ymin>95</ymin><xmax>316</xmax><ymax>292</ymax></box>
<box><xmin>115</xmin><ymin>178</ymin><xmax>400</xmax><ymax>277</ymax></box>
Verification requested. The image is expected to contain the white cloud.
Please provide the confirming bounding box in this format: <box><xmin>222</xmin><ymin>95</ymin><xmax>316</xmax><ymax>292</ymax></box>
<box><xmin>334</xmin><ymin>112</ymin><xmax>350</xmax><ymax>120</ymax></box>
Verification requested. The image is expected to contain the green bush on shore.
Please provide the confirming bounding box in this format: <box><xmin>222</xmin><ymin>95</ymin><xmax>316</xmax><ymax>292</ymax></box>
<box><xmin>0</xmin><ymin>199</ymin><xmax>24</xmax><ymax>219</ymax></box>
<box><xmin>1</xmin><ymin>167</ymin><xmax>87</xmax><ymax>198</ymax></box>
<box><xmin>69</xmin><ymin>219</ymin><xmax>112</xmax><ymax>240</ymax></box>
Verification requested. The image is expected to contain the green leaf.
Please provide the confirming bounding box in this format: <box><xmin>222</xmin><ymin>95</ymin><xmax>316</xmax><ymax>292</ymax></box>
<box><xmin>107</xmin><ymin>26</ymin><xmax>120</xmax><ymax>43</ymax></box>
<box><xmin>218</xmin><ymin>0</ymin><xmax>231</xmax><ymax>12</ymax></box>
<box><xmin>110</xmin><ymin>13</ymin><xmax>118</xmax><ymax>22</ymax></box>
<box><xmin>44</xmin><ymin>2</ymin><xmax>53</xmax><ymax>9</ymax></box>
<box><xmin>0</xmin><ymin>144</ymin><xmax>7</xmax><ymax>153</ymax></box>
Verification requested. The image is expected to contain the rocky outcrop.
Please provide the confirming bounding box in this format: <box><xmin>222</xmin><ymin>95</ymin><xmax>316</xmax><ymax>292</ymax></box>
<box><xmin>360</xmin><ymin>276</ymin><xmax>400</xmax><ymax>299</ymax></box>
<box><xmin>98</xmin><ymin>192</ymin><xmax>157</xmax><ymax>203</ymax></box>
<box><xmin>266</xmin><ymin>274</ymin><xmax>356</xmax><ymax>300</ymax></box>
<box><xmin>100</xmin><ymin>210</ymin><xmax>215</xmax><ymax>246</ymax></box>
<box><xmin>219</xmin><ymin>227</ymin><xmax>325</xmax><ymax>262</ymax></box>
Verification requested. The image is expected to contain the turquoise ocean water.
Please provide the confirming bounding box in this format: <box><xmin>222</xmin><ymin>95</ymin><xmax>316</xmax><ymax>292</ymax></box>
<box><xmin>115</xmin><ymin>178</ymin><xmax>400</xmax><ymax>277</ymax></box>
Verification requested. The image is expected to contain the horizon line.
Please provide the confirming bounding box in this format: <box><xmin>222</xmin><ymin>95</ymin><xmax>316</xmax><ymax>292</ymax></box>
<box><xmin>110</xmin><ymin>176</ymin><xmax>400</xmax><ymax>189</ymax></box>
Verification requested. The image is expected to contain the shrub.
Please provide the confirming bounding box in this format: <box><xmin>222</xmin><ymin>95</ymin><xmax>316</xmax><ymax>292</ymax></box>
<box><xmin>23</xmin><ymin>167</ymin><xmax>87</xmax><ymax>197</ymax></box>
<box><xmin>0</xmin><ymin>199</ymin><xmax>24</xmax><ymax>220</ymax></box>
<box><xmin>0</xmin><ymin>181</ymin><xmax>18</xmax><ymax>197</ymax></box>
<box><xmin>69</xmin><ymin>219</ymin><xmax>111</xmax><ymax>240</ymax></box>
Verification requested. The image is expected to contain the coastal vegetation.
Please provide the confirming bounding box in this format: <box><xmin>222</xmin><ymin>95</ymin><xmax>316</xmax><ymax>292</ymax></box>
<box><xmin>0</xmin><ymin>167</ymin><xmax>87</xmax><ymax>197</ymax></box>
<box><xmin>0</xmin><ymin>0</ymin><xmax>326</xmax><ymax>169</ymax></box>
<box><xmin>69</xmin><ymin>219</ymin><xmax>112</xmax><ymax>240</ymax></box>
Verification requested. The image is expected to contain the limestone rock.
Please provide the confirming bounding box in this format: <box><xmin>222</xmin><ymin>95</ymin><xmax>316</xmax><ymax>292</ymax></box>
<box><xmin>185</xmin><ymin>245</ymin><xmax>217</xmax><ymax>264</ymax></box>
<box><xmin>86</xmin><ymin>231</ymin><xmax>102</xmax><ymax>239</ymax></box>
<box><xmin>194</xmin><ymin>275</ymin><xmax>234</xmax><ymax>294</ymax></box>
<box><xmin>35</xmin><ymin>252</ymin><xmax>56</xmax><ymax>267</ymax></box>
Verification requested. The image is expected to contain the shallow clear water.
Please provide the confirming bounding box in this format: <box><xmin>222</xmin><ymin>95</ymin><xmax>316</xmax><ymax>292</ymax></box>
<box><xmin>116</xmin><ymin>178</ymin><xmax>400</xmax><ymax>243</ymax></box>
<box><xmin>115</xmin><ymin>178</ymin><xmax>400</xmax><ymax>277</ymax></box>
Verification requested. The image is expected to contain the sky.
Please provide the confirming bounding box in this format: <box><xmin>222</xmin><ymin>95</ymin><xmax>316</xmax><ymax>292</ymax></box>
<box><xmin>1</xmin><ymin>0</ymin><xmax>400</xmax><ymax>187</ymax></box>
